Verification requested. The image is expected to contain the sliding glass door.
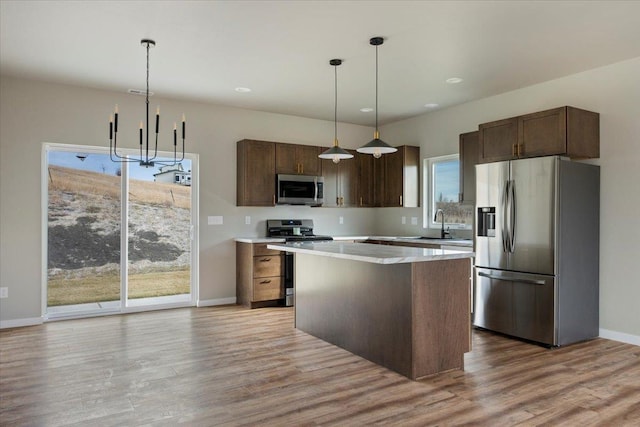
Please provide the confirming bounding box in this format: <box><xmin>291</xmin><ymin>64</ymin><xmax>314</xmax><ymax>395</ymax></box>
<box><xmin>44</xmin><ymin>144</ymin><xmax>197</xmax><ymax>319</ymax></box>
<box><xmin>126</xmin><ymin>159</ymin><xmax>193</xmax><ymax>307</ymax></box>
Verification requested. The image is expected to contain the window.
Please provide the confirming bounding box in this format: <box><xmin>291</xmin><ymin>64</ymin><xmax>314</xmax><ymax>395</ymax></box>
<box><xmin>423</xmin><ymin>154</ymin><xmax>473</xmax><ymax>230</ymax></box>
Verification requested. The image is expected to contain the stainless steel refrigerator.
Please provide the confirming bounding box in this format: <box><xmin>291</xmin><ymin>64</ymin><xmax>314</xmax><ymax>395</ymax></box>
<box><xmin>474</xmin><ymin>156</ymin><xmax>599</xmax><ymax>346</ymax></box>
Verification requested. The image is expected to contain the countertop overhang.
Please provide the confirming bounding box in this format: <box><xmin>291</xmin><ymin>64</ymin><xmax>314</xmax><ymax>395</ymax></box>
<box><xmin>236</xmin><ymin>235</ymin><xmax>473</xmax><ymax>247</ymax></box>
<box><xmin>267</xmin><ymin>241</ymin><xmax>474</xmax><ymax>265</ymax></box>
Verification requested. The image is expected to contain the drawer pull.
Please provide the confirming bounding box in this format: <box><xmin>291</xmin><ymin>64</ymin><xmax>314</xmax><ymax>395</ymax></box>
<box><xmin>260</xmin><ymin>280</ymin><xmax>272</xmax><ymax>284</ymax></box>
<box><xmin>259</xmin><ymin>258</ymin><xmax>271</xmax><ymax>262</ymax></box>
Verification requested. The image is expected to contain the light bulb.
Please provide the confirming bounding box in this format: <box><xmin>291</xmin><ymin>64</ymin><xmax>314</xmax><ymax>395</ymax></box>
<box><xmin>373</xmin><ymin>150</ymin><xmax>382</xmax><ymax>159</ymax></box>
<box><xmin>332</xmin><ymin>156</ymin><xmax>340</xmax><ymax>164</ymax></box>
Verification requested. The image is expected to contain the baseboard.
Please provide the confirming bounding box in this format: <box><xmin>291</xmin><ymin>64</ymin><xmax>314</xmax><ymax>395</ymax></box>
<box><xmin>599</xmin><ymin>328</ymin><xmax>640</xmax><ymax>346</ymax></box>
<box><xmin>197</xmin><ymin>297</ymin><xmax>236</xmax><ymax>307</ymax></box>
<box><xmin>0</xmin><ymin>317</ymin><xmax>44</xmax><ymax>329</ymax></box>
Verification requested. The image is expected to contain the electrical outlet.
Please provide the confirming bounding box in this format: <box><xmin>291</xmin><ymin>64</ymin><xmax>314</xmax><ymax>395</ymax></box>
<box><xmin>245</xmin><ymin>216</ymin><xmax>251</xmax><ymax>225</ymax></box>
<box><xmin>339</xmin><ymin>216</ymin><xmax>344</xmax><ymax>225</ymax></box>
<box><xmin>411</xmin><ymin>217</ymin><xmax>418</xmax><ymax>225</ymax></box>
<box><xmin>0</xmin><ymin>287</ymin><xmax>8</xmax><ymax>299</ymax></box>
<box><xmin>208</xmin><ymin>216</ymin><xmax>223</xmax><ymax>225</ymax></box>
<box><xmin>402</xmin><ymin>216</ymin><xmax>406</xmax><ymax>225</ymax></box>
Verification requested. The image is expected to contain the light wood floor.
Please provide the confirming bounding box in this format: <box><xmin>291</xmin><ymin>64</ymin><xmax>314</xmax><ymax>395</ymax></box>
<box><xmin>1</xmin><ymin>306</ymin><xmax>639</xmax><ymax>426</ymax></box>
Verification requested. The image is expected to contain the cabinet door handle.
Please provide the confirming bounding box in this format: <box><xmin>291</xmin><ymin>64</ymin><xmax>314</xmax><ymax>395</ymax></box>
<box><xmin>259</xmin><ymin>258</ymin><xmax>271</xmax><ymax>262</ymax></box>
<box><xmin>260</xmin><ymin>280</ymin><xmax>272</xmax><ymax>284</ymax></box>
<box><xmin>272</xmin><ymin>194</ymin><xmax>276</xmax><ymax>205</ymax></box>
<box><xmin>512</xmin><ymin>143</ymin><xmax>517</xmax><ymax>157</ymax></box>
<box><xmin>399</xmin><ymin>195</ymin><xmax>403</xmax><ymax>206</ymax></box>
<box><xmin>360</xmin><ymin>197</ymin><xmax>363</xmax><ymax>206</ymax></box>
<box><xmin>341</xmin><ymin>197</ymin><xmax>344</xmax><ymax>206</ymax></box>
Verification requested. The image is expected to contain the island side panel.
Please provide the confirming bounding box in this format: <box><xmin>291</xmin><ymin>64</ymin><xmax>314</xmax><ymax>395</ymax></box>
<box><xmin>411</xmin><ymin>258</ymin><xmax>471</xmax><ymax>379</ymax></box>
<box><xmin>295</xmin><ymin>253</ymin><xmax>413</xmax><ymax>378</ymax></box>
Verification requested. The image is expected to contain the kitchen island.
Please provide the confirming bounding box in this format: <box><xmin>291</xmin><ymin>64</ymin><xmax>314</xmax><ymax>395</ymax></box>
<box><xmin>267</xmin><ymin>241</ymin><xmax>475</xmax><ymax>380</ymax></box>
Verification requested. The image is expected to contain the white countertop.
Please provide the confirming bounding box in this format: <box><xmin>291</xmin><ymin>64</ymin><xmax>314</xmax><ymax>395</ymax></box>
<box><xmin>267</xmin><ymin>241</ymin><xmax>474</xmax><ymax>265</ymax></box>
<box><xmin>235</xmin><ymin>237</ymin><xmax>286</xmax><ymax>243</ymax></box>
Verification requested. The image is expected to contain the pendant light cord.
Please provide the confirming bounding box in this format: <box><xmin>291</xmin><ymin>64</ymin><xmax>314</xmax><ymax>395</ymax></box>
<box><xmin>334</xmin><ymin>63</ymin><xmax>338</xmax><ymax>142</ymax></box>
<box><xmin>375</xmin><ymin>43</ymin><xmax>379</xmax><ymax>133</ymax></box>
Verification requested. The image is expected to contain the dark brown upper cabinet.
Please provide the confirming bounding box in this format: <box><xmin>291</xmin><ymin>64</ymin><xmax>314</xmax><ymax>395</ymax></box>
<box><xmin>479</xmin><ymin>106</ymin><xmax>599</xmax><ymax>163</ymax></box>
<box><xmin>237</xmin><ymin>139</ymin><xmax>276</xmax><ymax>206</ymax></box>
<box><xmin>321</xmin><ymin>149</ymin><xmax>358</xmax><ymax>207</ymax></box>
<box><xmin>237</xmin><ymin>139</ymin><xmax>419</xmax><ymax>208</ymax></box>
<box><xmin>459</xmin><ymin>131</ymin><xmax>479</xmax><ymax>204</ymax></box>
<box><xmin>275</xmin><ymin>143</ymin><xmax>322</xmax><ymax>176</ymax></box>
<box><xmin>382</xmin><ymin>145</ymin><xmax>420</xmax><ymax>208</ymax></box>
<box><xmin>356</xmin><ymin>153</ymin><xmax>383</xmax><ymax>207</ymax></box>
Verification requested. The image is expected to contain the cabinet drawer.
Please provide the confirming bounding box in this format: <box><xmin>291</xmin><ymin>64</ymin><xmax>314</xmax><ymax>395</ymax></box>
<box><xmin>253</xmin><ymin>277</ymin><xmax>283</xmax><ymax>301</ymax></box>
<box><xmin>253</xmin><ymin>255</ymin><xmax>282</xmax><ymax>277</ymax></box>
<box><xmin>254</xmin><ymin>243</ymin><xmax>282</xmax><ymax>256</ymax></box>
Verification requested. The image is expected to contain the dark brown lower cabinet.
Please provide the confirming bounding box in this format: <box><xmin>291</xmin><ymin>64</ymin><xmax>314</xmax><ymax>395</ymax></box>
<box><xmin>236</xmin><ymin>242</ymin><xmax>283</xmax><ymax>308</ymax></box>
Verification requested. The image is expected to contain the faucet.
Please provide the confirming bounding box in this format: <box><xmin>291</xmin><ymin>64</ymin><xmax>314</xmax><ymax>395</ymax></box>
<box><xmin>434</xmin><ymin>209</ymin><xmax>450</xmax><ymax>239</ymax></box>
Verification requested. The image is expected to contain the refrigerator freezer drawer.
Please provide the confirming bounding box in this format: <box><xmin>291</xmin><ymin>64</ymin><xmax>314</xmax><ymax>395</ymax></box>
<box><xmin>474</xmin><ymin>268</ymin><xmax>556</xmax><ymax>346</ymax></box>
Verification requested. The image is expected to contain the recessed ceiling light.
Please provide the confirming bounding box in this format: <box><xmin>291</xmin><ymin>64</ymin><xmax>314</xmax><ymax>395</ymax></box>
<box><xmin>235</xmin><ymin>87</ymin><xmax>251</xmax><ymax>93</ymax></box>
<box><xmin>360</xmin><ymin>107</ymin><xmax>374</xmax><ymax>113</ymax></box>
<box><xmin>424</xmin><ymin>103</ymin><xmax>439</xmax><ymax>108</ymax></box>
<box><xmin>445</xmin><ymin>77</ymin><xmax>463</xmax><ymax>84</ymax></box>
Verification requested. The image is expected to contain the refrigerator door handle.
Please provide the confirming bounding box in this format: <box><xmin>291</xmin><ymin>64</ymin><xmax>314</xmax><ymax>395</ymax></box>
<box><xmin>478</xmin><ymin>271</ymin><xmax>546</xmax><ymax>286</ymax></box>
<box><xmin>502</xmin><ymin>180</ymin><xmax>510</xmax><ymax>253</ymax></box>
<box><xmin>510</xmin><ymin>180</ymin><xmax>516</xmax><ymax>253</ymax></box>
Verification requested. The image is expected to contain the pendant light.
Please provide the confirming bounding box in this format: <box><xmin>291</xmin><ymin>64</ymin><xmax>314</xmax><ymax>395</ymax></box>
<box><xmin>109</xmin><ymin>39</ymin><xmax>186</xmax><ymax>167</ymax></box>
<box><xmin>357</xmin><ymin>36</ymin><xmax>397</xmax><ymax>158</ymax></box>
<box><xmin>319</xmin><ymin>59</ymin><xmax>353</xmax><ymax>164</ymax></box>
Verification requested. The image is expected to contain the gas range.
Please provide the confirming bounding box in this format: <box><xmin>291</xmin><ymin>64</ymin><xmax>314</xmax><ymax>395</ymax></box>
<box><xmin>267</xmin><ymin>219</ymin><xmax>333</xmax><ymax>242</ymax></box>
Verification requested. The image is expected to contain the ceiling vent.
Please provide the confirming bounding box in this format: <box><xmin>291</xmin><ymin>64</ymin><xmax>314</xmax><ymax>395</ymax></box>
<box><xmin>127</xmin><ymin>89</ymin><xmax>154</xmax><ymax>96</ymax></box>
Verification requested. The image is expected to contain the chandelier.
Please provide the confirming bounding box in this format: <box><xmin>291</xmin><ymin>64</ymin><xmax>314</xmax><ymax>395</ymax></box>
<box><xmin>109</xmin><ymin>39</ymin><xmax>185</xmax><ymax>167</ymax></box>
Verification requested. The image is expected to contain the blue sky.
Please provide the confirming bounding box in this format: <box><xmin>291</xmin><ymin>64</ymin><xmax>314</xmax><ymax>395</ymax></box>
<box><xmin>48</xmin><ymin>150</ymin><xmax>190</xmax><ymax>181</ymax></box>
<box><xmin>434</xmin><ymin>159</ymin><xmax>459</xmax><ymax>202</ymax></box>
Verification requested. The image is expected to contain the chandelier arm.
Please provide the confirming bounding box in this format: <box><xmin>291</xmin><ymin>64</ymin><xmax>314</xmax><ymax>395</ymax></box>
<box><xmin>148</xmin><ymin>132</ymin><xmax>159</xmax><ymax>162</ymax></box>
<box><xmin>110</xmin><ymin>132</ymin><xmax>138</xmax><ymax>163</ymax></box>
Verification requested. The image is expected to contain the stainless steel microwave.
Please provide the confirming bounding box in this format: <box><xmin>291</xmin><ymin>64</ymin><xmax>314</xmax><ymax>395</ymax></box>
<box><xmin>276</xmin><ymin>174</ymin><xmax>324</xmax><ymax>206</ymax></box>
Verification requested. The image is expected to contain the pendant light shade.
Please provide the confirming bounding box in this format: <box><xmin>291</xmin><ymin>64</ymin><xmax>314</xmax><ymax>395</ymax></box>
<box><xmin>357</xmin><ymin>37</ymin><xmax>397</xmax><ymax>159</ymax></box>
<box><xmin>319</xmin><ymin>59</ymin><xmax>353</xmax><ymax>164</ymax></box>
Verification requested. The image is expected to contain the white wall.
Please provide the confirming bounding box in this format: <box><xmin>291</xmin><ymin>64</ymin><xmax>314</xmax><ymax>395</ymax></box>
<box><xmin>379</xmin><ymin>57</ymin><xmax>640</xmax><ymax>339</ymax></box>
<box><xmin>0</xmin><ymin>76</ymin><xmax>375</xmax><ymax>322</ymax></box>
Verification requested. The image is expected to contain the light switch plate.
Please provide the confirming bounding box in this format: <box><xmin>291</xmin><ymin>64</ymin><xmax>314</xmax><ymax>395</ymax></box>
<box><xmin>0</xmin><ymin>287</ymin><xmax>7</xmax><ymax>298</ymax></box>
<box><xmin>401</xmin><ymin>216</ymin><xmax>406</xmax><ymax>225</ymax></box>
<box><xmin>245</xmin><ymin>216</ymin><xmax>251</xmax><ymax>225</ymax></box>
<box><xmin>411</xmin><ymin>217</ymin><xmax>418</xmax><ymax>225</ymax></box>
<box><xmin>339</xmin><ymin>216</ymin><xmax>344</xmax><ymax>225</ymax></box>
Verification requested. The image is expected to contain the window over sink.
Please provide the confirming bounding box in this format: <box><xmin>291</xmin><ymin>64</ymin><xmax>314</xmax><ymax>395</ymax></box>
<box><xmin>423</xmin><ymin>154</ymin><xmax>473</xmax><ymax>230</ymax></box>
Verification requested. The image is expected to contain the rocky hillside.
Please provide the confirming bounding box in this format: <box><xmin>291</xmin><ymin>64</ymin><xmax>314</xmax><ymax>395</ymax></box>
<box><xmin>47</xmin><ymin>166</ymin><xmax>191</xmax><ymax>279</ymax></box>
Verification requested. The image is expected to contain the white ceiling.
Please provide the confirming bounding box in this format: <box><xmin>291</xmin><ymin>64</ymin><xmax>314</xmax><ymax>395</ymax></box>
<box><xmin>2</xmin><ymin>1</ymin><xmax>640</xmax><ymax>126</ymax></box>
